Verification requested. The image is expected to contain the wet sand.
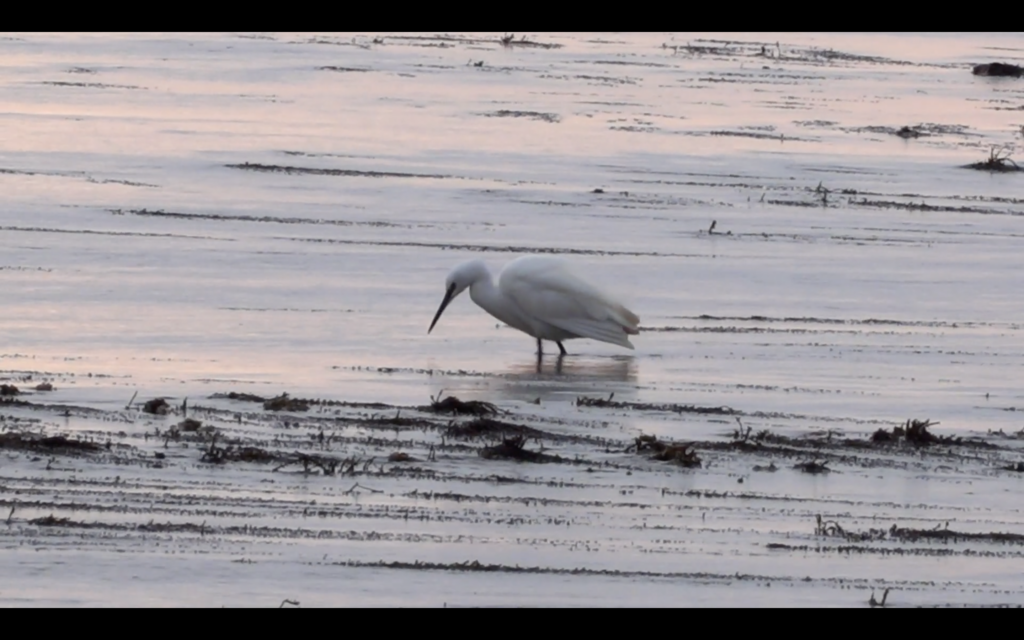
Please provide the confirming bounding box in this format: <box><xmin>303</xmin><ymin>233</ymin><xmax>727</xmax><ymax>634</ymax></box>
<box><xmin>2</xmin><ymin>32</ymin><xmax>1024</xmax><ymax>606</ymax></box>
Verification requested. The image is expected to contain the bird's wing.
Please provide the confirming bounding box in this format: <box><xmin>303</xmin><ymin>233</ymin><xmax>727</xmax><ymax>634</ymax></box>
<box><xmin>499</xmin><ymin>258</ymin><xmax>640</xmax><ymax>348</ymax></box>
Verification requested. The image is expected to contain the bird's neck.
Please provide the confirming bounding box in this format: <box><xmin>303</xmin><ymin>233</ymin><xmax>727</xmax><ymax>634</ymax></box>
<box><xmin>467</xmin><ymin>267</ymin><xmax>533</xmax><ymax>334</ymax></box>
<box><xmin>468</xmin><ymin>273</ymin><xmax>518</xmax><ymax>328</ymax></box>
<box><xmin>468</xmin><ymin>273</ymin><xmax>500</xmax><ymax>315</ymax></box>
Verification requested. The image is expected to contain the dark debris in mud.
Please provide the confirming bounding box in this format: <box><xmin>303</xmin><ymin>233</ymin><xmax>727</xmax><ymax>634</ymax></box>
<box><xmin>0</xmin><ymin>432</ymin><xmax>101</xmax><ymax>454</ymax></box>
<box><xmin>630</xmin><ymin>434</ymin><xmax>701</xmax><ymax>468</ymax></box>
<box><xmin>41</xmin><ymin>81</ymin><xmax>144</xmax><ymax>90</ymax></box>
<box><xmin>8</xmin><ymin>381</ymin><xmax>1024</xmax><ymax>601</ymax></box>
<box><xmin>10</xmin><ymin>384</ymin><xmax>1002</xmax><ymax>478</ymax></box>
<box><xmin>794</xmin><ymin>460</ymin><xmax>831</xmax><ymax>474</ymax></box>
<box><xmin>479</xmin><ymin>435</ymin><xmax>562</xmax><ymax>463</ymax></box>
<box><xmin>212</xmin><ymin>391</ymin><xmax>400</xmax><ymax>413</ymax></box>
<box><xmin>815</xmin><ymin>514</ymin><xmax>859</xmax><ymax>538</ymax></box>
<box><xmin>30</xmin><ymin>515</ymin><xmax>76</xmax><ymax>527</ymax></box>
<box><xmin>216</xmin><ymin>392</ymin><xmax>267</xmax><ymax>403</ymax></box>
<box><xmin>443</xmin><ymin>416</ymin><xmax>609</xmax><ymax>449</ymax></box>
<box><xmin>850</xmin><ymin>122</ymin><xmax>973</xmax><ymax>138</ymax></box>
<box><xmin>664</xmin><ymin>42</ymin><xmax>734</xmax><ymax>57</ymax></box>
<box><xmin>964</xmin><ymin>146</ymin><xmax>1021</xmax><ymax>172</ymax></box>
<box><xmin>0</xmin><ymin>384</ymin><xmax>19</xmax><ymax>396</ymax></box>
<box><xmin>893</xmin><ymin>526</ymin><xmax>1024</xmax><ymax>544</ymax></box>
<box><xmin>815</xmin><ymin>514</ymin><xmax>1024</xmax><ymax>547</ymax></box>
<box><xmin>272</xmin><ymin>452</ymin><xmax>350</xmax><ymax>475</ymax></box>
<box><xmin>319</xmin><ymin>66</ymin><xmax>370</xmax><ymax>73</ymax></box>
<box><xmin>30</xmin><ymin>516</ymin><xmax>210</xmax><ymax>534</ymax></box>
<box><xmin>973</xmin><ymin>62</ymin><xmax>1023</xmax><ymax>77</ymax></box>
<box><xmin>848</xmin><ymin>198</ymin><xmax>1018</xmax><ymax>215</ymax></box>
<box><xmin>728</xmin><ymin>424</ymin><xmax>789</xmax><ymax>451</ymax></box>
<box><xmin>202</xmin><ymin>444</ymin><xmax>277</xmax><ymax>465</ymax></box>
<box><xmin>689</xmin><ymin>314</ymin><xmax>967</xmax><ymax>328</ymax></box>
<box><xmin>110</xmin><ymin>207</ymin><xmax>413</xmax><ymax>229</ymax></box>
<box><xmin>88</xmin><ymin>177</ymin><xmax>156</xmax><ymax>188</ymax></box>
<box><xmin>199</xmin><ymin>433</ymin><xmax>356</xmax><ymax>475</ymax></box>
<box><xmin>0</xmin><ymin>397</ymin><xmax>103</xmax><ymax>417</ymax></box>
<box><xmin>485</xmin><ymin>110</ymin><xmax>560</xmax><ymax>123</ymax></box>
<box><xmin>196</xmin><ymin>430</ymin><xmax>299</xmax><ymax>467</ymax></box>
<box><xmin>868</xmin><ymin>589</ymin><xmax>891</xmax><ymax>608</ymax></box>
<box><xmin>426</xmin><ymin>392</ymin><xmax>498</xmax><ymax>416</ymax></box>
<box><xmin>263</xmin><ymin>393</ymin><xmax>310</xmax><ymax>412</ymax></box>
<box><xmin>226</xmin><ymin>162</ymin><xmax>451</xmax><ymax>180</ymax></box>
<box><xmin>576</xmin><ymin>393</ymin><xmax>737</xmax><ymax>416</ymax></box>
<box><xmin>177</xmin><ymin>418</ymin><xmax>203</xmax><ymax>432</ymax></box>
<box><xmin>333</xmin><ymin>558</ymin><xmax>821</xmax><ymax>586</ymax></box>
<box><xmin>709</xmin><ymin>129</ymin><xmax>786</xmax><ymax>141</ymax></box>
<box><xmin>364</xmin><ymin>411</ymin><xmax>436</xmax><ymax>430</ymax></box>
<box><xmin>446</xmin><ymin>417</ymin><xmax>545</xmax><ymax>441</ymax></box>
<box><xmin>7</xmin><ymin>387</ymin><xmax>1022</xmax><ymax>503</ymax></box>
<box><xmin>872</xmin><ymin>419</ymin><xmax>961</xmax><ymax>446</ymax></box>
<box><xmin>142</xmin><ymin>398</ymin><xmax>170</xmax><ymax>415</ymax></box>
<box><xmin>698</xmin><ymin>416</ymin><xmax>1001</xmax><ymax>463</ymax></box>
<box><xmin>498</xmin><ymin>34</ymin><xmax>561</xmax><ymax>50</ymax></box>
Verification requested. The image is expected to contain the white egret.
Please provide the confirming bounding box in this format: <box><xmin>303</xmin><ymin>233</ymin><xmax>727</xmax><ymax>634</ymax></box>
<box><xmin>428</xmin><ymin>255</ymin><xmax>640</xmax><ymax>356</ymax></box>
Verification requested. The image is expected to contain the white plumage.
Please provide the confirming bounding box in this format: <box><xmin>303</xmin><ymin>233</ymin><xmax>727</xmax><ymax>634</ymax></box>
<box><xmin>428</xmin><ymin>255</ymin><xmax>640</xmax><ymax>356</ymax></box>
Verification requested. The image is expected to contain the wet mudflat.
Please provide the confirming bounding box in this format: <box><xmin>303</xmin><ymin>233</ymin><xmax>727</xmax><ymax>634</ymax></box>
<box><xmin>1</xmin><ymin>33</ymin><xmax>1024</xmax><ymax>606</ymax></box>
<box><xmin>3</xmin><ymin>384</ymin><xmax>1024</xmax><ymax>607</ymax></box>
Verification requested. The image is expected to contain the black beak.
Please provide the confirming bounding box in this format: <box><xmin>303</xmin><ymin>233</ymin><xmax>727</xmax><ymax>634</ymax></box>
<box><xmin>428</xmin><ymin>283</ymin><xmax>457</xmax><ymax>334</ymax></box>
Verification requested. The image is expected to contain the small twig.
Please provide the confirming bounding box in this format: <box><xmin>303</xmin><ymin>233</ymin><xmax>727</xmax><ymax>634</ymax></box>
<box><xmin>343</xmin><ymin>483</ymin><xmax>383</xmax><ymax>495</ymax></box>
<box><xmin>5</xmin><ymin>506</ymin><xmax>14</xmax><ymax>525</ymax></box>
<box><xmin>868</xmin><ymin>588</ymin><xmax>890</xmax><ymax>607</ymax></box>
<box><xmin>342</xmin><ymin>456</ymin><xmax>360</xmax><ymax>475</ymax></box>
<box><xmin>279</xmin><ymin>599</ymin><xmax>300</xmax><ymax>608</ymax></box>
<box><xmin>815</xmin><ymin>181</ymin><xmax>831</xmax><ymax>206</ymax></box>
<box><xmin>815</xmin><ymin>513</ymin><xmax>846</xmax><ymax>536</ymax></box>
<box><xmin>126</xmin><ymin>390</ymin><xmax>138</xmax><ymax>410</ymax></box>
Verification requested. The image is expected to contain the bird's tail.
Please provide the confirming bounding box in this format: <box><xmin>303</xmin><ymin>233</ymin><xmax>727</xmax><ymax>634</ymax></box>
<box><xmin>611</xmin><ymin>303</ymin><xmax>640</xmax><ymax>335</ymax></box>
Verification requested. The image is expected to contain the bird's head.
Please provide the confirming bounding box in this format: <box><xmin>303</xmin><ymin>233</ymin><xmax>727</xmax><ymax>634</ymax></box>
<box><xmin>428</xmin><ymin>260</ymin><xmax>488</xmax><ymax>334</ymax></box>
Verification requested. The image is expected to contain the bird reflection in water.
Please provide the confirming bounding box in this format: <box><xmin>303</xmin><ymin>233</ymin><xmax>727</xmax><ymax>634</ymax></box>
<box><xmin>492</xmin><ymin>355</ymin><xmax>638</xmax><ymax>404</ymax></box>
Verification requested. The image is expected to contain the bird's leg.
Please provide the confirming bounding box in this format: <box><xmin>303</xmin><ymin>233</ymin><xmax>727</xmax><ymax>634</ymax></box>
<box><xmin>536</xmin><ymin>338</ymin><xmax>544</xmax><ymax>357</ymax></box>
<box><xmin>557</xmin><ymin>341</ymin><xmax>568</xmax><ymax>356</ymax></box>
<box><xmin>555</xmin><ymin>354</ymin><xmax>564</xmax><ymax>374</ymax></box>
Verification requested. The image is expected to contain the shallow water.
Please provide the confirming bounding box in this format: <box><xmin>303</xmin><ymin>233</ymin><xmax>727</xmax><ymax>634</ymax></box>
<box><xmin>2</xmin><ymin>32</ymin><xmax>1024</xmax><ymax>607</ymax></box>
